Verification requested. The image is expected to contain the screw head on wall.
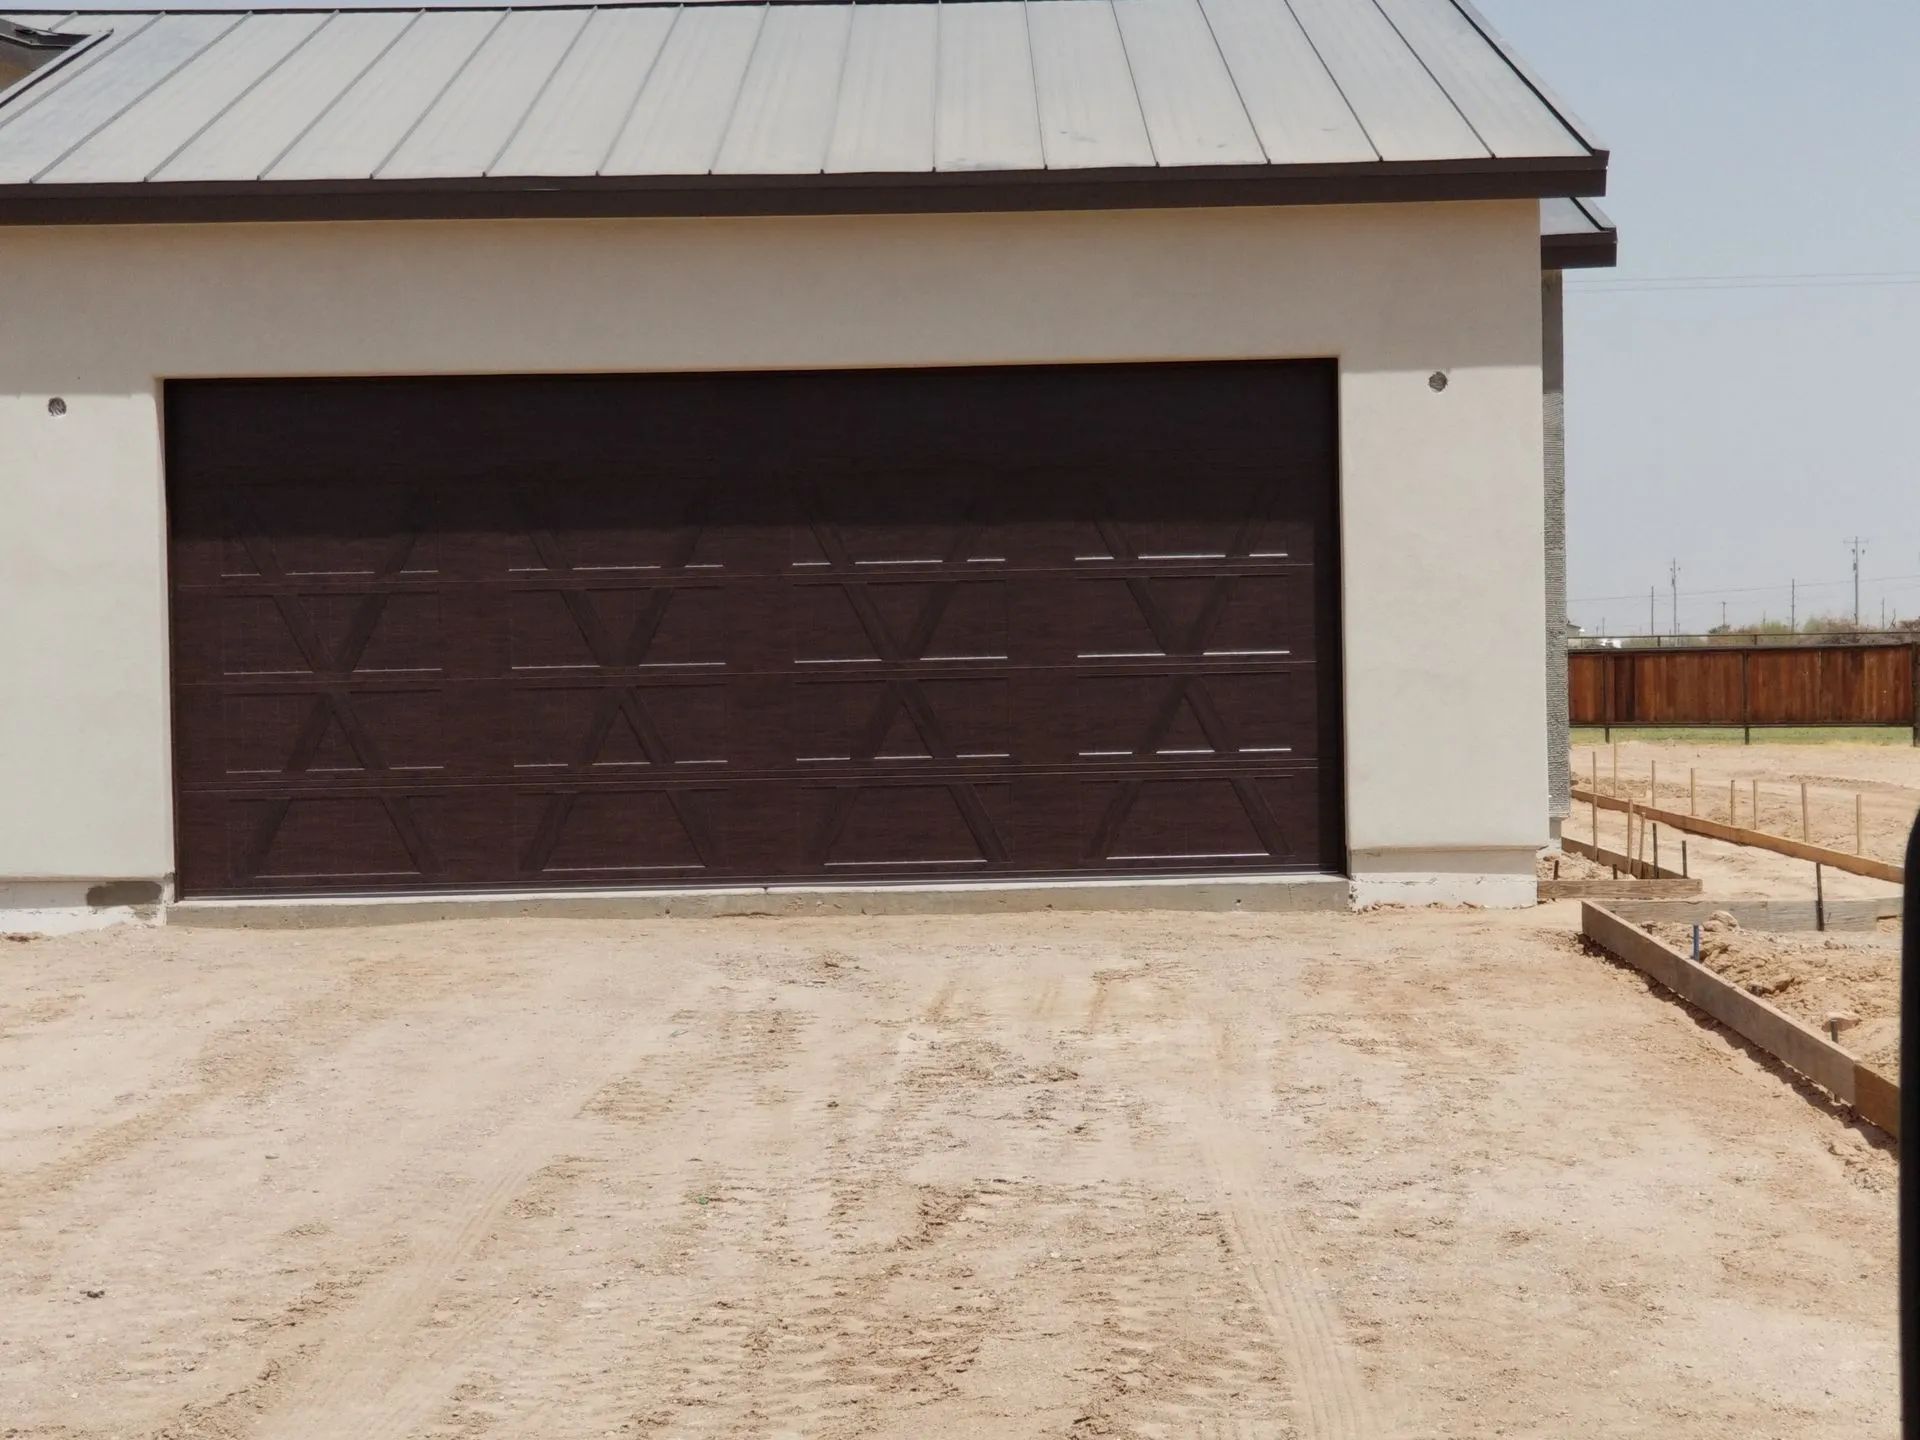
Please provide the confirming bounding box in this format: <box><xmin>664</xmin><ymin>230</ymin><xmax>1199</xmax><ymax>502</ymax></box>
<box><xmin>1427</xmin><ymin>371</ymin><xmax>1449</xmax><ymax>393</ymax></box>
<box><xmin>47</xmin><ymin>397</ymin><xmax>67</xmax><ymax>416</ymax></box>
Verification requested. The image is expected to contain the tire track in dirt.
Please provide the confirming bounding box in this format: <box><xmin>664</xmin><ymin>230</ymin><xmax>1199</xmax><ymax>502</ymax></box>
<box><xmin>380</xmin><ymin>986</ymin><xmax>828</xmax><ymax>1439</ymax></box>
<box><xmin>1193</xmin><ymin>974</ymin><xmax>1377</xmax><ymax>1440</ymax></box>
<box><xmin>239</xmin><ymin>966</ymin><xmax>738</xmax><ymax>1440</ymax></box>
<box><xmin>257</xmin><ymin>1135</ymin><xmax>585</xmax><ymax>1438</ymax></box>
<box><xmin>1044</xmin><ymin>956</ymin><xmax>1298</xmax><ymax>1438</ymax></box>
<box><xmin>0</xmin><ymin>958</ymin><xmax>516</xmax><ymax>1226</ymax></box>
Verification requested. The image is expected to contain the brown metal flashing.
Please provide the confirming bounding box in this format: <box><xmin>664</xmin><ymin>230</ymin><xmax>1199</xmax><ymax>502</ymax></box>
<box><xmin>1540</xmin><ymin>228</ymin><xmax>1615</xmax><ymax>269</ymax></box>
<box><xmin>0</xmin><ymin>153</ymin><xmax>1604</xmax><ymax>225</ymax></box>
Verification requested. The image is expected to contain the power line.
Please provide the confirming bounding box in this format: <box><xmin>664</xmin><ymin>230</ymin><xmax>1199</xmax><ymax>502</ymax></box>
<box><xmin>1568</xmin><ymin>571</ymin><xmax>1920</xmax><ymax>606</ymax></box>
<box><xmin>1567</xmin><ymin>268</ymin><xmax>1920</xmax><ymax>296</ymax></box>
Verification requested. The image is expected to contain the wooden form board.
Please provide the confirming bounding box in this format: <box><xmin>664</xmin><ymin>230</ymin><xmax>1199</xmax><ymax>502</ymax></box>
<box><xmin>1539</xmin><ymin>878</ymin><xmax>1703</xmax><ymax>901</ymax></box>
<box><xmin>1560</xmin><ymin>833</ymin><xmax>1691</xmax><ymax>882</ymax></box>
<box><xmin>1583</xmin><ymin>903</ymin><xmax>1901</xmax><ymax>1138</ymax></box>
<box><xmin>1572</xmin><ymin>788</ymin><xmax>1905</xmax><ymax>886</ymax></box>
<box><xmin>1598</xmin><ymin>896</ymin><xmax>1897</xmax><ymax>933</ymax></box>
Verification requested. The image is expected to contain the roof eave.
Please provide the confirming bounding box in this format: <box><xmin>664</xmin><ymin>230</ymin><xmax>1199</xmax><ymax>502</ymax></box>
<box><xmin>0</xmin><ymin>154</ymin><xmax>1607</xmax><ymax>227</ymax></box>
<box><xmin>1540</xmin><ymin>230</ymin><xmax>1617</xmax><ymax>270</ymax></box>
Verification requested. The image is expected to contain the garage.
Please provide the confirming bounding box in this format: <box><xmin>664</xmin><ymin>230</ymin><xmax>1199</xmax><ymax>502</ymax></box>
<box><xmin>3</xmin><ymin>0</ymin><xmax>1601</xmax><ymax>923</ymax></box>
<box><xmin>166</xmin><ymin>363</ymin><xmax>1343</xmax><ymax>896</ymax></box>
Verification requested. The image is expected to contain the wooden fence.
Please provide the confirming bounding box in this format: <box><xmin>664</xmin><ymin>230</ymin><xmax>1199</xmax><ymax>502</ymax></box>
<box><xmin>1569</xmin><ymin>641</ymin><xmax>1920</xmax><ymax>742</ymax></box>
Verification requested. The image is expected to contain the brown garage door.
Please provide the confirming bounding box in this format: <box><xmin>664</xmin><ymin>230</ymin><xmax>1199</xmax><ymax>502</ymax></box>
<box><xmin>167</xmin><ymin>364</ymin><xmax>1342</xmax><ymax>897</ymax></box>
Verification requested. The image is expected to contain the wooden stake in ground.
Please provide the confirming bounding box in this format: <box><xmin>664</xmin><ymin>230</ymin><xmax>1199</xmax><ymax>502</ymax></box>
<box><xmin>1591</xmin><ymin>754</ymin><xmax>1599</xmax><ymax>840</ymax></box>
<box><xmin>1800</xmin><ymin>781</ymin><xmax>1810</xmax><ymax>841</ymax></box>
<box><xmin>1689</xmin><ymin>768</ymin><xmax>1697</xmax><ymax>816</ymax></box>
<box><xmin>1729</xmin><ymin>778</ymin><xmax>1737</xmax><ymax>825</ymax></box>
<box><xmin>1857</xmin><ymin>792</ymin><xmax>1865</xmax><ymax>855</ymax></box>
<box><xmin>1611</xmin><ymin>742</ymin><xmax>1619</xmax><ymax>792</ymax></box>
<box><xmin>1650</xmin><ymin>760</ymin><xmax>1658</xmax><ymax>805</ymax></box>
<box><xmin>1751</xmin><ymin>779</ymin><xmax>1759</xmax><ymax>828</ymax></box>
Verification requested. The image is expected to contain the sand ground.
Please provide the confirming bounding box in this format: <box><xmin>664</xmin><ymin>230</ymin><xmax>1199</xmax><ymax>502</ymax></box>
<box><xmin>1568</xmin><ymin>739</ymin><xmax>1919</xmax><ymax>900</ymax></box>
<box><xmin>1647</xmin><ymin>918</ymin><xmax>1903</xmax><ymax>1080</ymax></box>
<box><xmin>0</xmin><ymin>908</ymin><xmax>1896</xmax><ymax>1439</ymax></box>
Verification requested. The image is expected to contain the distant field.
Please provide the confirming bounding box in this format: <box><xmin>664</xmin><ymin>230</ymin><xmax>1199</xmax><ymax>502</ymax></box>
<box><xmin>1570</xmin><ymin>726</ymin><xmax>1913</xmax><ymax>747</ymax></box>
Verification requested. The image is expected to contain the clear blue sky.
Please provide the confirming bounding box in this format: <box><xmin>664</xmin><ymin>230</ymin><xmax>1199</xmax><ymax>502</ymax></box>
<box><xmin>1480</xmin><ymin>0</ymin><xmax>1920</xmax><ymax>634</ymax></box>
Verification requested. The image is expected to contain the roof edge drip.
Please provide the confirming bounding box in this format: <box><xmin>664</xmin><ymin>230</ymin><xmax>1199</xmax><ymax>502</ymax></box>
<box><xmin>0</xmin><ymin>157</ymin><xmax>1606</xmax><ymax>226</ymax></box>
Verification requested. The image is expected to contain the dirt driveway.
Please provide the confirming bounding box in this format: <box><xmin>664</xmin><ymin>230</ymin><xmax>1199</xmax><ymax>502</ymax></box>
<box><xmin>0</xmin><ymin>908</ymin><xmax>1896</xmax><ymax>1439</ymax></box>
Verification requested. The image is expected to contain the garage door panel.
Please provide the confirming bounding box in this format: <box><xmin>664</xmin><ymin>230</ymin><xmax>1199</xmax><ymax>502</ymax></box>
<box><xmin>1060</xmin><ymin>573</ymin><xmax>1315</xmax><ymax>662</ymax></box>
<box><xmin>168</xmin><ymin>364</ymin><xmax>1342</xmax><ymax>896</ymax></box>
<box><xmin>510</xmin><ymin>683</ymin><xmax>733</xmax><ymax>771</ymax></box>
<box><xmin>791</xmin><ymin>579</ymin><xmax>1010</xmax><ymax>665</ymax></box>
<box><xmin>519</xmin><ymin>788</ymin><xmax>717</xmax><ymax>876</ymax></box>
<box><xmin>1077</xmin><ymin>770</ymin><xmax>1320</xmax><ymax>868</ymax></box>
<box><xmin>1068</xmin><ymin>668</ymin><xmax>1319</xmax><ymax>763</ymax></box>
<box><xmin>806</xmin><ymin>780</ymin><xmax>1012</xmax><ymax>871</ymax></box>
<box><xmin>787</xmin><ymin>675</ymin><xmax>1014</xmax><ymax>767</ymax></box>
<box><xmin>504</xmin><ymin>584</ymin><xmax>735</xmax><ymax>671</ymax></box>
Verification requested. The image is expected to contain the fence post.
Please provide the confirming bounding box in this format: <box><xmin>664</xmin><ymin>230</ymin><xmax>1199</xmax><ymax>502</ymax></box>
<box><xmin>1603</xmin><ymin>654</ymin><xmax>1613</xmax><ymax>744</ymax></box>
<box><xmin>1741</xmin><ymin>648</ymin><xmax>1752</xmax><ymax>745</ymax></box>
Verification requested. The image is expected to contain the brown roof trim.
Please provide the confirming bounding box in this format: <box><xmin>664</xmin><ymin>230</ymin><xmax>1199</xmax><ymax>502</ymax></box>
<box><xmin>1540</xmin><ymin>228</ymin><xmax>1616</xmax><ymax>270</ymax></box>
<box><xmin>0</xmin><ymin>155</ymin><xmax>1605</xmax><ymax>226</ymax></box>
<box><xmin>1540</xmin><ymin>196</ymin><xmax>1617</xmax><ymax>270</ymax></box>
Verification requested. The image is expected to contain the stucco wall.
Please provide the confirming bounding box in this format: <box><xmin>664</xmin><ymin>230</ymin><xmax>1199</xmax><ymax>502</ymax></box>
<box><xmin>1543</xmin><ymin>271</ymin><xmax>1571</xmax><ymax>836</ymax></box>
<box><xmin>0</xmin><ymin>200</ymin><xmax>1547</xmax><ymax>913</ymax></box>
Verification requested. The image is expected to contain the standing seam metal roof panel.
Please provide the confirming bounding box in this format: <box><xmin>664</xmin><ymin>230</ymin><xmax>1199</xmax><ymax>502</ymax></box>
<box><xmin>931</xmin><ymin>1</ymin><xmax>1043</xmax><ymax>174</ymax></box>
<box><xmin>0</xmin><ymin>3</ymin><xmax>1607</xmax><ymax>223</ymax></box>
<box><xmin>267</xmin><ymin>9</ymin><xmax>503</xmax><ymax>181</ymax></box>
<box><xmin>379</xmin><ymin>8</ymin><xmax>588</xmax><ymax>178</ymax></box>
<box><xmin>1193</xmin><ymin>0</ymin><xmax>1375</xmax><ymax>163</ymax></box>
<box><xmin>713</xmin><ymin>2</ymin><xmax>850</xmax><ymax>175</ymax></box>
<box><xmin>487</xmin><ymin>6</ymin><xmax>676</xmax><ymax>177</ymax></box>
<box><xmin>1282</xmin><ymin>0</ymin><xmax>1486</xmax><ymax>160</ymax></box>
<box><xmin>0</xmin><ymin>13</ymin><xmax>221</xmax><ymax>182</ymax></box>
<box><xmin>602</xmin><ymin>4</ymin><xmax>764</xmax><ymax>176</ymax></box>
<box><xmin>152</xmin><ymin>11</ymin><xmax>412</xmax><ymax>181</ymax></box>
<box><xmin>1112</xmin><ymin>0</ymin><xmax>1264</xmax><ymax>168</ymax></box>
<box><xmin>823</xmin><ymin>2</ymin><xmax>936</xmax><ymax>175</ymax></box>
<box><xmin>1026</xmin><ymin>0</ymin><xmax>1156</xmax><ymax>170</ymax></box>
<box><xmin>1371</xmin><ymin>0</ymin><xmax>1585</xmax><ymax>156</ymax></box>
<box><xmin>41</xmin><ymin>13</ymin><xmax>325</xmax><ymax>183</ymax></box>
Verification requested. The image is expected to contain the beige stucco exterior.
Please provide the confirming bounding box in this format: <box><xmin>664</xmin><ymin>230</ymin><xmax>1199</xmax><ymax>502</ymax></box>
<box><xmin>0</xmin><ymin>199</ymin><xmax>1547</xmax><ymax>924</ymax></box>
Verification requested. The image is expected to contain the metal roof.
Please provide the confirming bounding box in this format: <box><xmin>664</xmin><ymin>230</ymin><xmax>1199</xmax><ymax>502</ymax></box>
<box><xmin>0</xmin><ymin>1</ymin><xmax>1606</xmax><ymax>225</ymax></box>
<box><xmin>1540</xmin><ymin>195</ymin><xmax>1614</xmax><ymax>269</ymax></box>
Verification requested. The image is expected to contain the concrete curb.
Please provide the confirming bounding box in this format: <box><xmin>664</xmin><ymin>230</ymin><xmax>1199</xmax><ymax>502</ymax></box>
<box><xmin>167</xmin><ymin>874</ymin><xmax>1352</xmax><ymax>929</ymax></box>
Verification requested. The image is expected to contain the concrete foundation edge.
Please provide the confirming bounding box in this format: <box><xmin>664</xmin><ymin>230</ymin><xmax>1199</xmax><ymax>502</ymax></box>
<box><xmin>0</xmin><ymin>880</ymin><xmax>167</xmax><ymax>936</ymax></box>
<box><xmin>1349</xmin><ymin>846</ymin><xmax>1538</xmax><ymax>910</ymax></box>
<box><xmin>7</xmin><ymin>853</ymin><xmax>1541</xmax><ymax>933</ymax></box>
<box><xmin>162</xmin><ymin>874</ymin><xmax>1352</xmax><ymax>930</ymax></box>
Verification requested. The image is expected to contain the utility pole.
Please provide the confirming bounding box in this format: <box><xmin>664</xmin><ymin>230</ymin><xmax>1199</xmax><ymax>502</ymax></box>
<box><xmin>1790</xmin><ymin>579</ymin><xmax>1796</xmax><ymax>632</ymax></box>
<box><xmin>1669</xmin><ymin>559</ymin><xmax>1681</xmax><ymax>635</ymax></box>
<box><xmin>1846</xmin><ymin>537</ymin><xmax>1868</xmax><ymax>627</ymax></box>
<box><xmin>1721</xmin><ymin>601</ymin><xmax>1728</xmax><ymax>629</ymax></box>
<box><xmin>1649</xmin><ymin>587</ymin><xmax>1656</xmax><ymax>638</ymax></box>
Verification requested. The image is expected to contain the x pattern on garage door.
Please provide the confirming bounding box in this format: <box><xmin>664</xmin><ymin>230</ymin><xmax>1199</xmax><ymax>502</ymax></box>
<box><xmin>167</xmin><ymin>365</ymin><xmax>1343</xmax><ymax>896</ymax></box>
